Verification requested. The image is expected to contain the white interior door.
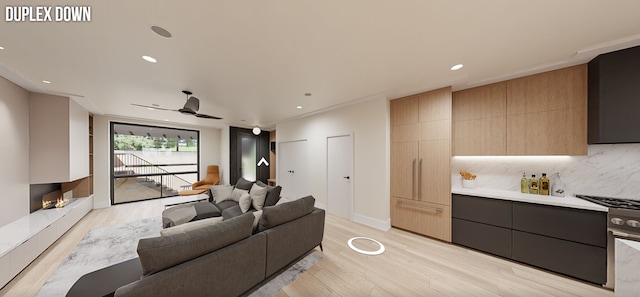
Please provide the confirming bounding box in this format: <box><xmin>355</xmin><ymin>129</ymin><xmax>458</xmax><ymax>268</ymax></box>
<box><xmin>327</xmin><ymin>135</ymin><xmax>353</xmax><ymax>220</ymax></box>
<box><xmin>278</xmin><ymin>140</ymin><xmax>308</xmax><ymax>198</ymax></box>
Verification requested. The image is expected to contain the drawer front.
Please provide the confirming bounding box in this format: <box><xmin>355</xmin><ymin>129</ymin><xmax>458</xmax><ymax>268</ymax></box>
<box><xmin>452</xmin><ymin>218</ymin><xmax>511</xmax><ymax>258</ymax></box>
<box><xmin>513</xmin><ymin>230</ymin><xmax>606</xmax><ymax>285</ymax></box>
<box><xmin>452</xmin><ymin>194</ymin><xmax>512</xmax><ymax>228</ymax></box>
<box><xmin>512</xmin><ymin>202</ymin><xmax>607</xmax><ymax>247</ymax></box>
<box><xmin>391</xmin><ymin>197</ymin><xmax>451</xmax><ymax>242</ymax></box>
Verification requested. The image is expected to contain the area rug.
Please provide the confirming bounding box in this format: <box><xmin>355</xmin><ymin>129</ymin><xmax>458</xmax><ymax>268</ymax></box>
<box><xmin>35</xmin><ymin>217</ymin><xmax>321</xmax><ymax>297</ymax></box>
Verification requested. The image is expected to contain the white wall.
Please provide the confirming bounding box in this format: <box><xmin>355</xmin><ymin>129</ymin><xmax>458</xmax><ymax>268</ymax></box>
<box><xmin>452</xmin><ymin>143</ymin><xmax>640</xmax><ymax>200</ymax></box>
<box><xmin>0</xmin><ymin>76</ymin><xmax>30</xmax><ymax>226</ymax></box>
<box><xmin>276</xmin><ymin>97</ymin><xmax>391</xmax><ymax>230</ymax></box>
<box><xmin>93</xmin><ymin>115</ymin><xmax>222</xmax><ymax>208</ymax></box>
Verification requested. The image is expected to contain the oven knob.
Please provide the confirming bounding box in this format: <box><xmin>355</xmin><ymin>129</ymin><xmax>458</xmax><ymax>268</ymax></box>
<box><xmin>627</xmin><ymin>220</ymin><xmax>640</xmax><ymax>228</ymax></box>
<box><xmin>611</xmin><ymin>218</ymin><xmax>625</xmax><ymax>225</ymax></box>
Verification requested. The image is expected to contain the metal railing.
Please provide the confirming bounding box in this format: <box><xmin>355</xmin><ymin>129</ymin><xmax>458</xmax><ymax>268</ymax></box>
<box><xmin>114</xmin><ymin>152</ymin><xmax>196</xmax><ymax>197</ymax></box>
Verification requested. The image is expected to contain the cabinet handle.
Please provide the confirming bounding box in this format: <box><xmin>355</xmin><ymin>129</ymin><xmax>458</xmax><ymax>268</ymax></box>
<box><xmin>398</xmin><ymin>200</ymin><xmax>443</xmax><ymax>213</ymax></box>
<box><xmin>419</xmin><ymin>159</ymin><xmax>423</xmax><ymax>199</ymax></box>
<box><xmin>412</xmin><ymin>159</ymin><xmax>416</xmax><ymax>197</ymax></box>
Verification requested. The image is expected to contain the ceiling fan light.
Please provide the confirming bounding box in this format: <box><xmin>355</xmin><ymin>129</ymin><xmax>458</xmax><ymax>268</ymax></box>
<box><xmin>252</xmin><ymin>127</ymin><xmax>261</xmax><ymax>135</ymax></box>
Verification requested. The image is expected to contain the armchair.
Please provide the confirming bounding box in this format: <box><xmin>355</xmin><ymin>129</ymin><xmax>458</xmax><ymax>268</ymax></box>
<box><xmin>192</xmin><ymin>165</ymin><xmax>220</xmax><ymax>190</ymax></box>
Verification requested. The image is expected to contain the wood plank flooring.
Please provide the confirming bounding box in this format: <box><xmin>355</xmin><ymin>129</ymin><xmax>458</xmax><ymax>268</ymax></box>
<box><xmin>0</xmin><ymin>199</ymin><xmax>612</xmax><ymax>297</ymax></box>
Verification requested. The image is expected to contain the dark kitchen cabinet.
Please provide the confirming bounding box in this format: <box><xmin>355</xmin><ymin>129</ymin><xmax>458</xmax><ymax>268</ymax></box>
<box><xmin>512</xmin><ymin>231</ymin><xmax>606</xmax><ymax>284</ymax></box>
<box><xmin>452</xmin><ymin>194</ymin><xmax>607</xmax><ymax>285</ymax></box>
<box><xmin>452</xmin><ymin>194</ymin><xmax>512</xmax><ymax>258</ymax></box>
<box><xmin>588</xmin><ymin>45</ymin><xmax>640</xmax><ymax>144</ymax></box>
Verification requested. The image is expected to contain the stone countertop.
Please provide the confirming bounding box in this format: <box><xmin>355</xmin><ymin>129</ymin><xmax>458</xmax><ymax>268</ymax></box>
<box><xmin>0</xmin><ymin>198</ymin><xmax>89</xmax><ymax>258</ymax></box>
<box><xmin>615</xmin><ymin>238</ymin><xmax>640</xmax><ymax>297</ymax></box>
<box><xmin>451</xmin><ymin>187</ymin><xmax>608</xmax><ymax>212</ymax></box>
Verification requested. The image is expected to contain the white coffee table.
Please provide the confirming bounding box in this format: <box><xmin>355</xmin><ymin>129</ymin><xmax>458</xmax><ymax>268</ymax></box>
<box><xmin>161</xmin><ymin>194</ymin><xmax>208</xmax><ymax>208</ymax></box>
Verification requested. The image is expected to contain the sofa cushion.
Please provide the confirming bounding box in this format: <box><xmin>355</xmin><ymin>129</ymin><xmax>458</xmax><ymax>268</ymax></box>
<box><xmin>239</xmin><ymin>192</ymin><xmax>252</xmax><ymax>213</ymax></box>
<box><xmin>137</xmin><ymin>213</ymin><xmax>254</xmax><ymax>277</ymax></box>
<box><xmin>235</xmin><ymin>177</ymin><xmax>254</xmax><ymax>191</ymax></box>
<box><xmin>160</xmin><ymin>217</ymin><xmax>224</xmax><ymax>237</ymax></box>
<box><xmin>250</xmin><ymin>184</ymin><xmax>268</xmax><ymax>210</ymax></box>
<box><xmin>258</xmin><ymin>195</ymin><xmax>315</xmax><ymax>232</ymax></box>
<box><xmin>215</xmin><ymin>200</ymin><xmax>239</xmax><ymax>212</ymax></box>
<box><xmin>191</xmin><ymin>201</ymin><xmax>221</xmax><ymax>221</ymax></box>
<box><xmin>222</xmin><ymin>205</ymin><xmax>252</xmax><ymax>220</ymax></box>
<box><xmin>210</xmin><ymin>185</ymin><xmax>234</xmax><ymax>203</ymax></box>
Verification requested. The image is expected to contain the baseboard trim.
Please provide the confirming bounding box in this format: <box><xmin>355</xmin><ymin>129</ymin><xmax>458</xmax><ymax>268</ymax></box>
<box><xmin>352</xmin><ymin>213</ymin><xmax>391</xmax><ymax>232</ymax></box>
<box><xmin>315</xmin><ymin>202</ymin><xmax>327</xmax><ymax>210</ymax></box>
<box><xmin>93</xmin><ymin>200</ymin><xmax>111</xmax><ymax>209</ymax></box>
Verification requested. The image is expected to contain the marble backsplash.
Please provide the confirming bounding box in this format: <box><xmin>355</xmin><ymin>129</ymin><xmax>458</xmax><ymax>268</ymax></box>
<box><xmin>452</xmin><ymin>143</ymin><xmax>640</xmax><ymax>200</ymax></box>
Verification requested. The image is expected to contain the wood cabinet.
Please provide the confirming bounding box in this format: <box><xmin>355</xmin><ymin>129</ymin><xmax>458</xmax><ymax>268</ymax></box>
<box><xmin>390</xmin><ymin>87</ymin><xmax>452</xmax><ymax>242</ymax></box>
<box><xmin>29</xmin><ymin>94</ymin><xmax>89</xmax><ymax>183</ymax></box>
<box><xmin>506</xmin><ymin>65</ymin><xmax>587</xmax><ymax>155</ymax></box>
<box><xmin>451</xmin><ymin>65</ymin><xmax>587</xmax><ymax>156</ymax></box>
<box><xmin>452</xmin><ymin>194</ymin><xmax>607</xmax><ymax>285</ymax></box>
<box><xmin>453</xmin><ymin>82</ymin><xmax>507</xmax><ymax>155</ymax></box>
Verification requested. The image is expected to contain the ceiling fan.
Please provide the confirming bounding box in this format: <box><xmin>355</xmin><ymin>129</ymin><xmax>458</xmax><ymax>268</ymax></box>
<box><xmin>131</xmin><ymin>90</ymin><xmax>222</xmax><ymax>119</ymax></box>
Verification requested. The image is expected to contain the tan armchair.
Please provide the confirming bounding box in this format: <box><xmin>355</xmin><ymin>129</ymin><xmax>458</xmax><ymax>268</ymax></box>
<box><xmin>192</xmin><ymin>165</ymin><xmax>220</xmax><ymax>190</ymax></box>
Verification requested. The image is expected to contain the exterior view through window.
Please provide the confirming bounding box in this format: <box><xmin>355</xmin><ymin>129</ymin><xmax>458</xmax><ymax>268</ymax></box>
<box><xmin>111</xmin><ymin>122</ymin><xmax>199</xmax><ymax>204</ymax></box>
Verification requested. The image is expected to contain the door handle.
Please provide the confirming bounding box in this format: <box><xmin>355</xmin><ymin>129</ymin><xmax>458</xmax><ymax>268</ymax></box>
<box><xmin>343</xmin><ymin>176</ymin><xmax>350</xmax><ymax>180</ymax></box>
<box><xmin>412</xmin><ymin>159</ymin><xmax>416</xmax><ymax>198</ymax></box>
<box><xmin>419</xmin><ymin>159</ymin><xmax>423</xmax><ymax>199</ymax></box>
<box><xmin>288</xmin><ymin>170</ymin><xmax>295</xmax><ymax>174</ymax></box>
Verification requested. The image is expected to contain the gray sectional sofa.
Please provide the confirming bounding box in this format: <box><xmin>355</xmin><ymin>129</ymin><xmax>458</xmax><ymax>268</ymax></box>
<box><xmin>113</xmin><ymin>195</ymin><xmax>325</xmax><ymax>297</ymax></box>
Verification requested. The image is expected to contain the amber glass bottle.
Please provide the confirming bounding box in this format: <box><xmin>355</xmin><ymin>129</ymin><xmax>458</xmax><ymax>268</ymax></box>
<box><xmin>539</xmin><ymin>173</ymin><xmax>550</xmax><ymax>195</ymax></box>
<box><xmin>529</xmin><ymin>174</ymin><xmax>539</xmax><ymax>194</ymax></box>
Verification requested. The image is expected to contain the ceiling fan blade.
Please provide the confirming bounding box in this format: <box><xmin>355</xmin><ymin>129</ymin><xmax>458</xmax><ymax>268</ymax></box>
<box><xmin>131</xmin><ymin>103</ymin><xmax>176</xmax><ymax>111</ymax></box>
<box><xmin>195</xmin><ymin>113</ymin><xmax>222</xmax><ymax>120</ymax></box>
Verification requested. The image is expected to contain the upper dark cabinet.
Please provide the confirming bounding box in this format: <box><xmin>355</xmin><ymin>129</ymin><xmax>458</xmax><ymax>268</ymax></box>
<box><xmin>588</xmin><ymin>45</ymin><xmax>640</xmax><ymax>144</ymax></box>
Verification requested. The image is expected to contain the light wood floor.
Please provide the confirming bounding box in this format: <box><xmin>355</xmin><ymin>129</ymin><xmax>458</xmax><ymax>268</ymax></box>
<box><xmin>1</xmin><ymin>200</ymin><xmax>613</xmax><ymax>297</ymax></box>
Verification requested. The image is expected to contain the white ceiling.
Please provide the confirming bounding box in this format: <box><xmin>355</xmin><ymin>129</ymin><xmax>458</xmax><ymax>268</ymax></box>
<box><xmin>2</xmin><ymin>0</ymin><xmax>640</xmax><ymax>130</ymax></box>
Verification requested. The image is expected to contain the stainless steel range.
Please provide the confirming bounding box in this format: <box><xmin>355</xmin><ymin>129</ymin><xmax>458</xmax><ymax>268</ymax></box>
<box><xmin>575</xmin><ymin>194</ymin><xmax>640</xmax><ymax>289</ymax></box>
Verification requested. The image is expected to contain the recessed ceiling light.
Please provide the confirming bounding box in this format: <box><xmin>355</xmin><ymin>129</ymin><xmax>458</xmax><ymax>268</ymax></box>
<box><xmin>147</xmin><ymin>107</ymin><xmax>155</xmax><ymax>111</ymax></box>
<box><xmin>142</xmin><ymin>55</ymin><xmax>157</xmax><ymax>63</ymax></box>
<box><xmin>296</xmin><ymin>105</ymin><xmax>303</xmax><ymax>109</ymax></box>
<box><xmin>451</xmin><ymin>64</ymin><xmax>464</xmax><ymax>71</ymax></box>
<box><xmin>304</xmin><ymin>93</ymin><xmax>312</xmax><ymax>96</ymax></box>
<box><xmin>42</xmin><ymin>80</ymin><xmax>51</xmax><ymax>84</ymax></box>
<box><xmin>0</xmin><ymin>46</ymin><xmax>4</xmax><ymax>50</ymax></box>
<box><xmin>163</xmin><ymin>119</ymin><xmax>170</xmax><ymax>121</ymax></box>
<box><xmin>151</xmin><ymin>25</ymin><xmax>172</xmax><ymax>38</ymax></box>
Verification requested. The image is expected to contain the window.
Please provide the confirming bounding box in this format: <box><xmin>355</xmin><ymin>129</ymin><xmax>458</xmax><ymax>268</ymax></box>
<box><xmin>110</xmin><ymin>122</ymin><xmax>199</xmax><ymax>204</ymax></box>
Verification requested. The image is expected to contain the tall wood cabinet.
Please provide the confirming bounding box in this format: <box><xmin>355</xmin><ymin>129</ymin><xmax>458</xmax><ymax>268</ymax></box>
<box><xmin>391</xmin><ymin>87</ymin><xmax>452</xmax><ymax>242</ymax></box>
<box><xmin>452</xmin><ymin>65</ymin><xmax>587</xmax><ymax>156</ymax></box>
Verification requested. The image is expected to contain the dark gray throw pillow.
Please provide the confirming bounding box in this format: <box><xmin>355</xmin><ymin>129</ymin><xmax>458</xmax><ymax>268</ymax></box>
<box><xmin>263</xmin><ymin>186</ymin><xmax>282</xmax><ymax>207</ymax></box>
<box><xmin>235</xmin><ymin>177</ymin><xmax>254</xmax><ymax>190</ymax></box>
<box><xmin>137</xmin><ymin>213</ymin><xmax>254</xmax><ymax>276</ymax></box>
<box><xmin>258</xmin><ymin>195</ymin><xmax>315</xmax><ymax>232</ymax></box>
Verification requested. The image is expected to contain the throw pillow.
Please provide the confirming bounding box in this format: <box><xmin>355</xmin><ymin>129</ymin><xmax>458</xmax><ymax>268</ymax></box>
<box><xmin>160</xmin><ymin>217</ymin><xmax>223</xmax><ymax>237</ymax></box>
<box><xmin>235</xmin><ymin>177</ymin><xmax>254</xmax><ymax>190</ymax></box>
<box><xmin>264</xmin><ymin>186</ymin><xmax>282</xmax><ymax>207</ymax></box>
<box><xmin>275</xmin><ymin>195</ymin><xmax>299</xmax><ymax>206</ymax></box>
<box><xmin>229</xmin><ymin>188</ymin><xmax>248</xmax><ymax>202</ymax></box>
<box><xmin>250</xmin><ymin>184</ymin><xmax>268</xmax><ymax>210</ymax></box>
<box><xmin>239</xmin><ymin>192</ymin><xmax>252</xmax><ymax>213</ymax></box>
<box><xmin>258</xmin><ymin>195</ymin><xmax>315</xmax><ymax>232</ymax></box>
<box><xmin>251</xmin><ymin>210</ymin><xmax>263</xmax><ymax>233</ymax></box>
<box><xmin>210</xmin><ymin>185</ymin><xmax>234</xmax><ymax>203</ymax></box>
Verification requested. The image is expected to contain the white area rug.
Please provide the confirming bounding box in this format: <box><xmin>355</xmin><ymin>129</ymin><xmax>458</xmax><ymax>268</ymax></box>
<box><xmin>36</xmin><ymin>217</ymin><xmax>162</xmax><ymax>297</ymax></box>
<box><xmin>36</xmin><ymin>217</ymin><xmax>321</xmax><ymax>297</ymax></box>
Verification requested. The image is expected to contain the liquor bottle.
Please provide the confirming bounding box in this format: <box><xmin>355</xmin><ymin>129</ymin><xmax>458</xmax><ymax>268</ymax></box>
<box><xmin>520</xmin><ymin>172</ymin><xmax>529</xmax><ymax>193</ymax></box>
<box><xmin>539</xmin><ymin>173</ymin><xmax>550</xmax><ymax>195</ymax></box>
<box><xmin>529</xmin><ymin>174</ymin><xmax>538</xmax><ymax>194</ymax></box>
<box><xmin>551</xmin><ymin>172</ymin><xmax>566</xmax><ymax>197</ymax></box>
